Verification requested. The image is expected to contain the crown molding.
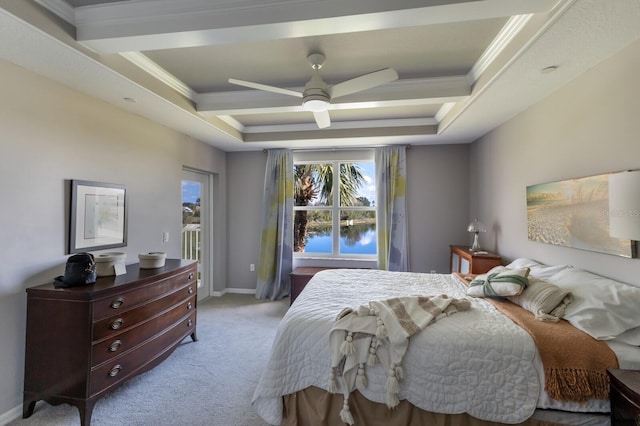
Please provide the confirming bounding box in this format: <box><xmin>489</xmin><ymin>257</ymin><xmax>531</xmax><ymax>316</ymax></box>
<box><xmin>119</xmin><ymin>52</ymin><xmax>196</xmax><ymax>100</ymax></box>
<box><xmin>33</xmin><ymin>0</ymin><xmax>76</xmax><ymax>25</ymax></box>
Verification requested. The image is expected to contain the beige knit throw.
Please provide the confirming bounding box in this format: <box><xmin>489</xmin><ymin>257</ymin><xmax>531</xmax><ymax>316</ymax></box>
<box><xmin>328</xmin><ymin>294</ymin><xmax>471</xmax><ymax>425</ymax></box>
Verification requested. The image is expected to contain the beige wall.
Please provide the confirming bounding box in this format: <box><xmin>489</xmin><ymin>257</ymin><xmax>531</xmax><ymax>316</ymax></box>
<box><xmin>470</xmin><ymin>37</ymin><xmax>640</xmax><ymax>285</ymax></box>
<box><xmin>0</xmin><ymin>58</ymin><xmax>227</xmax><ymax>419</ymax></box>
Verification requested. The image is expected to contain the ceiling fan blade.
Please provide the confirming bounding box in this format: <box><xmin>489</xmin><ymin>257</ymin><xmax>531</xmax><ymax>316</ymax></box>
<box><xmin>329</xmin><ymin>68</ymin><xmax>399</xmax><ymax>99</ymax></box>
<box><xmin>313</xmin><ymin>110</ymin><xmax>331</xmax><ymax>128</ymax></box>
<box><xmin>228</xmin><ymin>78</ymin><xmax>302</xmax><ymax>98</ymax></box>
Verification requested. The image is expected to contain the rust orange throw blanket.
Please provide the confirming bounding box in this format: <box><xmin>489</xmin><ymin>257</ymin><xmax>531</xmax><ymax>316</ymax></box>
<box><xmin>488</xmin><ymin>297</ymin><xmax>618</xmax><ymax>402</ymax></box>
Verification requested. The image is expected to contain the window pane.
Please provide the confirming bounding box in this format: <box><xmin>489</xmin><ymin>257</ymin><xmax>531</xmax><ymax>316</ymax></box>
<box><xmin>340</xmin><ymin>162</ymin><xmax>375</xmax><ymax>207</ymax></box>
<box><xmin>340</xmin><ymin>210</ymin><xmax>376</xmax><ymax>255</ymax></box>
<box><xmin>293</xmin><ymin>210</ymin><xmax>332</xmax><ymax>253</ymax></box>
<box><xmin>294</xmin><ymin>163</ymin><xmax>333</xmax><ymax>207</ymax></box>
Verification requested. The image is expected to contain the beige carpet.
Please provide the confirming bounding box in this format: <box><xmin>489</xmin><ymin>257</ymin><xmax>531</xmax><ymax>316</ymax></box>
<box><xmin>11</xmin><ymin>294</ymin><xmax>289</xmax><ymax>426</ymax></box>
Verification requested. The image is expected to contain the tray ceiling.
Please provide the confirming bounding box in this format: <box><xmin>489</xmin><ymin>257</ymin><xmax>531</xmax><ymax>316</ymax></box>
<box><xmin>1</xmin><ymin>0</ymin><xmax>639</xmax><ymax>151</ymax></box>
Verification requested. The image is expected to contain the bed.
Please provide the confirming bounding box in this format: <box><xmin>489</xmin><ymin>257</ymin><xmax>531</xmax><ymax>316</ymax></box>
<box><xmin>252</xmin><ymin>259</ymin><xmax>640</xmax><ymax>425</ymax></box>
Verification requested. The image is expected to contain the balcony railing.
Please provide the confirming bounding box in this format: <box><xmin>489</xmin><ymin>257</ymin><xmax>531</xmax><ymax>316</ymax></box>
<box><xmin>182</xmin><ymin>224</ymin><xmax>201</xmax><ymax>262</ymax></box>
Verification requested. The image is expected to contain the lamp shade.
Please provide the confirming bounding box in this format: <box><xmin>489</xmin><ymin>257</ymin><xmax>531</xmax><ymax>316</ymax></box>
<box><xmin>467</xmin><ymin>218</ymin><xmax>486</xmax><ymax>252</ymax></box>
<box><xmin>467</xmin><ymin>219</ymin><xmax>486</xmax><ymax>234</ymax></box>
<box><xmin>609</xmin><ymin>170</ymin><xmax>640</xmax><ymax>240</ymax></box>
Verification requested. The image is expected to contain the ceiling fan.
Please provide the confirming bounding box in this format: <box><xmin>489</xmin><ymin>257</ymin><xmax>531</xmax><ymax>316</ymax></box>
<box><xmin>228</xmin><ymin>52</ymin><xmax>398</xmax><ymax>129</ymax></box>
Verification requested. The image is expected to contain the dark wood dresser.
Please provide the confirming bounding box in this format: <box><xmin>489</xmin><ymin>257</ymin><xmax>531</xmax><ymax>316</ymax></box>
<box><xmin>608</xmin><ymin>368</ymin><xmax>640</xmax><ymax>425</ymax></box>
<box><xmin>23</xmin><ymin>259</ymin><xmax>197</xmax><ymax>426</ymax></box>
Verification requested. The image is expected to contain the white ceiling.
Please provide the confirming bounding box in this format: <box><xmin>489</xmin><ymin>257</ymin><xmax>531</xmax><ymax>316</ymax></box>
<box><xmin>2</xmin><ymin>0</ymin><xmax>640</xmax><ymax>151</ymax></box>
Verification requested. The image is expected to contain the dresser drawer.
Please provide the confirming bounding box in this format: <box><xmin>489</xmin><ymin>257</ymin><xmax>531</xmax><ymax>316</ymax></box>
<box><xmin>91</xmin><ymin>295</ymin><xmax>196</xmax><ymax>366</ymax></box>
<box><xmin>89</xmin><ymin>311</ymin><xmax>196</xmax><ymax>396</ymax></box>
<box><xmin>92</xmin><ymin>284</ymin><xmax>194</xmax><ymax>342</ymax></box>
<box><xmin>92</xmin><ymin>269</ymin><xmax>196</xmax><ymax>321</ymax></box>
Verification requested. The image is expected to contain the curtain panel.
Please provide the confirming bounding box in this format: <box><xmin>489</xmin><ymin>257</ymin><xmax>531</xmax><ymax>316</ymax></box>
<box><xmin>375</xmin><ymin>146</ymin><xmax>409</xmax><ymax>271</ymax></box>
<box><xmin>256</xmin><ymin>149</ymin><xmax>294</xmax><ymax>300</ymax></box>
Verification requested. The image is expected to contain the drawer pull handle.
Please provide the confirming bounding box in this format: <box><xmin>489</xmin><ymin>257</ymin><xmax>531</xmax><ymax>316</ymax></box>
<box><xmin>187</xmin><ymin>302</ymin><xmax>192</xmax><ymax>310</ymax></box>
<box><xmin>110</xmin><ymin>318</ymin><xmax>124</xmax><ymax>330</ymax></box>
<box><xmin>108</xmin><ymin>340</ymin><xmax>122</xmax><ymax>352</ymax></box>
<box><xmin>187</xmin><ymin>319</ymin><xmax>193</xmax><ymax>327</ymax></box>
<box><xmin>110</xmin><ymin>298</ymin><xmax>124</xmax><ymax>309</ymax></box>
<box><xmin>109</xmin><ymin>365</ymin><xmax>122</xmax><ymax>377</ymax></box>
<box><xmin>188</xmin><ymin>287</ymin><xmax>194</xmax><ymax>294</ymax></box>
<box><xmin>188</xmin><ymin>273</ymin><xmax>194</xmax><ymax>280</ymax></box>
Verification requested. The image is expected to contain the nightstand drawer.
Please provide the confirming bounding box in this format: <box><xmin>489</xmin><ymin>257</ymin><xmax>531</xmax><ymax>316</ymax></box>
<box><xmin>608</xmin><ymin>369</ymin><xmax>640</xmax><ymax>425</ymax></box>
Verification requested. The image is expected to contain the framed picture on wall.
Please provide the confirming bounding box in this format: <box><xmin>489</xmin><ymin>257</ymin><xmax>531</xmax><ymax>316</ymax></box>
<box><xmin>526</xmin><ymin>173</ymin><xmax>634</xmax><ymax>258</ymax></box>
<box><xmin>69</xmin><ymin>180</ymin><xmax>127</xmax><ymax>253</ymax></box>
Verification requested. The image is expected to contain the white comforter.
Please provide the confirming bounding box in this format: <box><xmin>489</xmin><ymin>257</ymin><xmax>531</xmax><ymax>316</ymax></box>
<box><xmin>253</xmin><ymin>269</ymin><xmax>546</xmax><ymax>424</ymax></box>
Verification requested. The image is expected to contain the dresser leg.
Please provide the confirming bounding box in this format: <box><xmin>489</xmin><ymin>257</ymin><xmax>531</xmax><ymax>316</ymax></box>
<box><xmin>190</xmin><ymin>331</ymin><xmax>198</xmax><ymax>342</ymax></box>
<box><xmin>77</xmin><ymin>400</ymin><xmax>96</xmax><ymax>426</ymax></box>
<box><xmin>22</xmin><ymin>396</ymin><xmax>36</xmax><ymax>418</ymax></box>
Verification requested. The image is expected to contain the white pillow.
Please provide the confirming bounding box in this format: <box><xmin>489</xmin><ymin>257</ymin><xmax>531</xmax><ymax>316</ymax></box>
<box><xmin>613</xmin><ymin>326</ymin><xmax>640</xmax><ymax>346</ymax></box>
<box><xmin>547</xmin><ymin>268</ymin><xmax>640</xmax><ymax>340</ymax></box>
<box><xmin>468</xmin><ymin>266</ymin><xmax>529</xmax><ymax>298</ymax></box>
<box><xmin>504</xmin><ymin>257</ymin><xmax>572</xmax><ymax>280</ymax></box>
<box><xmin>505</xmin><ymin>258</ymin><xmax>542</xmax><ymax>269</ymax></box>
<box><xmin>528</xmin><ymin>264</ymin><xmax>572</xmax><ymax>280</ymax></box>
<box><xmin>507</xmin><ymin>277</ymin><xmax>573</xmax><ymax>322</ymax></box>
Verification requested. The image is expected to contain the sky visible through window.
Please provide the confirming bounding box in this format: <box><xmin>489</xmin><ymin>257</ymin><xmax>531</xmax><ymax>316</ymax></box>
<box><xmin>182</xmin><ymin>181</ymin><xmax>200</xmax><ymax>204</ymax></box>
<box><xmin>357</xmin><ymin>162</ymin><xmax>376</xmax><ymax>205</ymax></box>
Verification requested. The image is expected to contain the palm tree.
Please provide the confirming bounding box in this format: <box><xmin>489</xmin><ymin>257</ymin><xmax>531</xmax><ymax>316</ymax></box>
<box><xmin>293</xmin><ymin>163</ymin><xmax>365</xmax><ymax>252</ymax></box>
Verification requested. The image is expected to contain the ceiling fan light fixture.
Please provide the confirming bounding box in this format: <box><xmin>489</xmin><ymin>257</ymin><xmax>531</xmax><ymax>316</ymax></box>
<box><xmin>302</xmin><ymin>88</ymin><xmax>330</xmax><ymax>112</ymax></box>
<box><xmin>303</xmin><ymin>97</ymin><xmax>329</xmax><ymax>112</ymax></box>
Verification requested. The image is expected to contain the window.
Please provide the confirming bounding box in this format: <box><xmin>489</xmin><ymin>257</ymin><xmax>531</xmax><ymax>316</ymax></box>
<box><xmin>293</xmin><ymin>157</ymin><xmax>376</xmax><ymax>258</ymax></box>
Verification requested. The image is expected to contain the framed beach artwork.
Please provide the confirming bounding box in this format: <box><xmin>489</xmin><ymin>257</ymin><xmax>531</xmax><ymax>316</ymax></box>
<box><xmin>526</xmin><ymin>173</ymin><xmax>634</xmax><ymax>258</ymax></box>
<box><xmin>69</xmin><ymin>180</ymin><xmax>128</xmax><ymax>253</ymax></box>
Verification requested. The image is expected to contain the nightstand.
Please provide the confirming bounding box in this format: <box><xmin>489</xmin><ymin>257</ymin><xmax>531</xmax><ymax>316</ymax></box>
<box><xmin>290</xmin><ymin>267</ymin><xmax>339</xmax><ymax>305</ymax></box>
<box><xmin>449</xmin><ymin>245</ymin><xmax>501</xmax><ymax>274</ymax></box>
<box><xmin>608</xmin><ymin>368</ymin><xmax>640</xmax><ymax>425</ymax></box>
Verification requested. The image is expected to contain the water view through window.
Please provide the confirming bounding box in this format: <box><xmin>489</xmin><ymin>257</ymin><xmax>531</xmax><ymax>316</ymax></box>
<box><xmin>304</xmin><ymin>225</ymin><xmax>377</xmax><ymax>254</ymax></box>
<box><xmin>294</xmin><ymin>161</ymin><xmax>376</xmax><ymax>257</ymax></box>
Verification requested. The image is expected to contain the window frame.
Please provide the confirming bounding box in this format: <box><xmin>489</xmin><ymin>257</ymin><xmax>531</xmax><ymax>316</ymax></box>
<box><xmin>293</xmin><ymin>150</ymin><xmax>376</xmax><ymax>260</ymax></box>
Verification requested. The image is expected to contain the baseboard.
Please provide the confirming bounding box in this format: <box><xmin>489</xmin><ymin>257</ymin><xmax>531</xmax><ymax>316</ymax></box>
<box><xmin>226</xmin><ymin>288</ymin><xmax>256</xmax><ymax>295</ymax></box>
<box><xmin>0</xmin><ymin>404</ymin><xmax>22</xmax><ymax>426</ymax></box>
<box><xmin>210</xmin><ymin>288</ymin><xmax>256</xmax><ymax>297</ymax></box>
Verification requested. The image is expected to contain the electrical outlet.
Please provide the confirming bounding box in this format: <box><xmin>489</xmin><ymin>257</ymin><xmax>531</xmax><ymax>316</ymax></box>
<box><xmin>163</xmin><ymin>232</ymin><xmax>169</xmax><ymax>243</ymax></box>
<box><xmin>250</xmin><ymin>264</ymin><xmax>255</xmax><ymax>272</ymax></box>
<box><xmin>430</xmin><ymin>269</ymin><xmax>436</xmax><ymax>274</ymax></box>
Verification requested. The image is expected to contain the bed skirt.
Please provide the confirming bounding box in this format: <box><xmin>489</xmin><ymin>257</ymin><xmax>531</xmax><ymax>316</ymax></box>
<box><xmin>282</xmin><ymin>386</ymin><xmax>597</xmax><ymax>426</ymax></box>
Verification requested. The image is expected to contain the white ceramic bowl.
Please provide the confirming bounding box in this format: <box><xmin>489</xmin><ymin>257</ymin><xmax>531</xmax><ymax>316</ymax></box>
<box><xmin>95</xmin><ymin>252</ymin><xmax>127</xmax><ymax>277</ymax></box>
<box><xmin>138</xmin><ymin>252</ymin><xmax>166</xmax><ymax>269</ymax></box>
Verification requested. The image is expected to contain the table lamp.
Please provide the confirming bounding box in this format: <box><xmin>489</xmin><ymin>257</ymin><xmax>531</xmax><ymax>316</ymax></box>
<box><xmin>467</xmin><ymin>218</ymin><xmax>486</xmax><ymax>252</ymax></box>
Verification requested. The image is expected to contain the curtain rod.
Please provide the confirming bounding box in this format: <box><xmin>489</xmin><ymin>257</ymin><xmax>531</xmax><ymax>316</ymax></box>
<box><xmin>263</xmin><ymin>145</ymin><xmax>411</xmax><ymax>153</ymax></box>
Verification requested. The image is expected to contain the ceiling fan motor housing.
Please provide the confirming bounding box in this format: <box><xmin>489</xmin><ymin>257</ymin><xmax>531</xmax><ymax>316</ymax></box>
<box><xmin>302</xmin><ymin>88</ymin><xmax>330</xmax><ymax>112</ymax></box>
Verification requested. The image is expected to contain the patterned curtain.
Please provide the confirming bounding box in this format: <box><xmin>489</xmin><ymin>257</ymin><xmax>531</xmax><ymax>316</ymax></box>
<box><xmin>256</xmin><ymin>149</ymin><xmax>294</xmax><ymax>300</ymax></box>
<box><xmin>375</xmin><ymin>146</ymin><xmax>409</xmax><ymax>271</ymax></box>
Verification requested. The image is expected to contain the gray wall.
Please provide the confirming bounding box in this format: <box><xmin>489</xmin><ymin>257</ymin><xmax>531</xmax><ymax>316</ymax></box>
<box><xmin>226</xmin><ymin>151</ymin><xmax>266</xmax><ymax>290</ymax></box>
<box><xmin>407</xmin><ymin>144</ymin><xmax>471</xmax><ymax>273</ymax></box>
<box><xmin>470</xmin><ymin>36</ymin><xmax>640</xmax><ymax>286</ymax></box>
<box><xmin>0</xmin><ymin>59</ymin><xmax>227</xmax><ymax>419</ymax></box>
<box><xmin>223</xmin><ymin>144</ymin><xmax>471</xmax><ymax>288</ymax></box>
